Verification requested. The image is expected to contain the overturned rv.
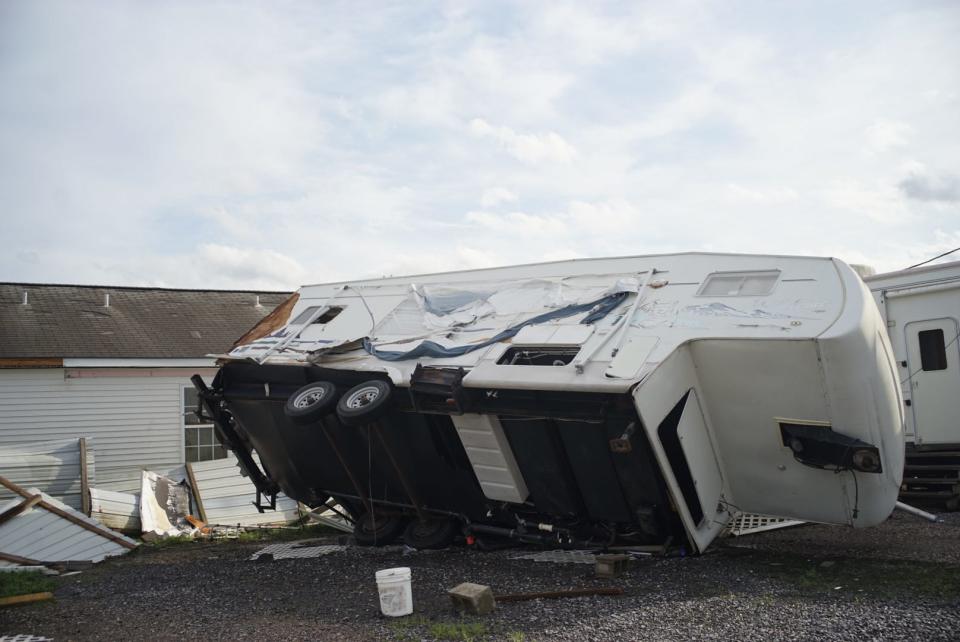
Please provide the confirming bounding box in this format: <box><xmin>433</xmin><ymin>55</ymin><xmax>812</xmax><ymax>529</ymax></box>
<box><xmin>195</xmin><ymin>253</ymin><xmax>904</xmax><ymax>553</ymax></box>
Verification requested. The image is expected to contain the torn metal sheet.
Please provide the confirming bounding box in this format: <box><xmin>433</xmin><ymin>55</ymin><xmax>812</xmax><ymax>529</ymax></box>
<box><xmin>140</xmin><ymin>471</ymin><xmax>193</xmax><ymax>537</ymax></box>
<box><xmin>250</xmin><ymin>540</ymin><xmax>346</xmax><ymax>561</ymax></box>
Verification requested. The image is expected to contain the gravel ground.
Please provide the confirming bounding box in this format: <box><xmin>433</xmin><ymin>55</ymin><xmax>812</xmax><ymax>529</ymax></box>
<box><xmin>3</xmin><ymin>511</ymin><xmax>960</xmax><ymax>641</ymax></box>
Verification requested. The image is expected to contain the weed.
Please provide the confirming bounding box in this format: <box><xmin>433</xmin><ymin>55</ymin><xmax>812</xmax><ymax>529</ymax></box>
<box><xmin>0</xmin><ymin>571</ymin><xmax>56</xmax><ymax>599</ymax></box>
<box><xmin>506</xmin><ymin>632</ymin><xmax>526</xmax><ymax>642</ymax></box>
<box><xmin>142</xmin><ymin>534</ymin><xmax>196</xmax><ymax>549</ymax></box>
<box><xmin>428</xmin><ymin>620</ymin><xmax>488</xmax><ymax>641</ymax></box>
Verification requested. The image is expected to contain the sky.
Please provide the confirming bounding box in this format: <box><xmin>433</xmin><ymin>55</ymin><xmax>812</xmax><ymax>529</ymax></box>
<box><xmin>1</xmin><ymin>1</ymin><xmax>958</xmax><ymax>290</ymax></box>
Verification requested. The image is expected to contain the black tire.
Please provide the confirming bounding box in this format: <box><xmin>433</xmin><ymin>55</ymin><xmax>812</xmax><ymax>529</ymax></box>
<box><xmin>402</xmin><ymin>518</ymin><xmax>460</xmax><ymax>550</ymax></box>
<box><xmin>284</xmin><ymin>382</ymin><xmax>338</xmax><ymax>425</ymax></box>
<box><xmin>336</xmin><ymin>380</ymin><xmax>394</xmax><ymax>426</ymax></box>
<box><xmin>353</xmin><ymin>512</ymin><xmax>406</xmax><ymax>546</ymax></box>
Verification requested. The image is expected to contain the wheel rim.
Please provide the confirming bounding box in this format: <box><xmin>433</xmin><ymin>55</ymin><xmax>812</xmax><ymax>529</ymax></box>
<box><xmin>345</xmin><ymin>385</ymin><xmax>381</xmax><ymax>409</ymax></box>
<box><xmin>293</xmin><ymin>386</ymin><xmax>326</xmax><ymax>409</ymax></box>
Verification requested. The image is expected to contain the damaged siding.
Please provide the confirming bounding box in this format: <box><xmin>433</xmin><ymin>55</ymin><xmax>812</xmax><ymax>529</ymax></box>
<box><xmin>0</xmin><ymin>369</ymin><xmax>186</xmax><ymax>492</ymax></box>
<box><xmin>0</xmin><ymin>438</ymin><xmax>95</xmax><ymax>511</ymax></box>
<box><xmin>188</xmin><ymin>454</ymin><xmax>300</xmax><ymax>526</ymax></box>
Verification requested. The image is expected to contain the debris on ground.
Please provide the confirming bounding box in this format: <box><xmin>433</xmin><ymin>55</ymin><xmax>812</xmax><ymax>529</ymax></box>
<box><xmin>249</xmin><ymin>540</ymin><xmax>347</xmax><ymax>561</ymax></box>
<box><xmin>2</xmin><ymin>511</ymin><xmax>960</xmax><ymax>641</ymax></box>
<box><xmin>0</xmin><ymin>474</ymin><xmax>137</xmax><ymax>571</ymax></box>
<box><xmin>139</xmin><ymin>470</ymin><xmax>194</xmax><ymax>539</ymax></box>
<box><xmin>510</xmin><ymin>550</ymin><xmax>597</xmax><ymax>564</ymax></box>
<box><xmin>448</xmin><ymin>582</ymin><xmax>496</xmax><ymax>615</ymax></box>
<box><xmin>594</xmin><ymin>553</ymin><xmax>630</xmax><ymax>578</ymax></box>
<box><xmin>495</xmin><ymin>587</ymin><xmax>624</xmax><ymax>602</ymax></box>
<box><xmin>89</xmin><ymin>488</ymin><xmax>140</xmax><ymax>533</ymax></box>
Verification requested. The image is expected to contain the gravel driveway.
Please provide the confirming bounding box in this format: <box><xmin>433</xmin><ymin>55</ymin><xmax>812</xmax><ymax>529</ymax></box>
<box><xmin>3</xmin><ymin>511</ymin><xmax>959</xmax><ymax>641</ymax></box>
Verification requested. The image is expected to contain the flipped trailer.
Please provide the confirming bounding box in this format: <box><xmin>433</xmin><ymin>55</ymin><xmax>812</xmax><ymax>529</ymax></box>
<box><xmin>196</xmin><ymin>252</ymin><xmax>904</xmax><ymax>553</ymax></box>
<box><xmin>867</xmin><ymin>261</ymin><xmax>960</xmax><ymax>509</ymax></box>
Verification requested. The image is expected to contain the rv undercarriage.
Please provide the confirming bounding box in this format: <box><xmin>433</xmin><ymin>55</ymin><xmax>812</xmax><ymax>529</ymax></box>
<box><xmin>195</xmin><ymin>363</ymin><xmax>689</xmax><ymax>551</ymax></box>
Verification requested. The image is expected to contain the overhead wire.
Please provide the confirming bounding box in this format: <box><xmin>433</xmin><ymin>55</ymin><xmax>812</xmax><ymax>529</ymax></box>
<box><xmin>905</xmin><ymin>247</ymin><xmax>960</xmax><ymax>270</ymax></box>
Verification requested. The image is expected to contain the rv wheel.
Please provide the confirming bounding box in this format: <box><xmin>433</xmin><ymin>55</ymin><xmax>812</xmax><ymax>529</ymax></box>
<box><xmin>353</xmin><ymin>512</ymin><xmax>406</xmax><ymax>546</ymax></box>
<box><xmin>402</xmin><ymin>518</ymin><xmax>459</xmax><ymax>550</ymax></box>
<box><xmin>284</xmin><ymin>382</ymin><xmax>338</xmax><ymax>425</ymax></box>
<box><xmin>336</xmin><ymin>380</ymin><xmax>393</xmax><ymax>426</ymax></box>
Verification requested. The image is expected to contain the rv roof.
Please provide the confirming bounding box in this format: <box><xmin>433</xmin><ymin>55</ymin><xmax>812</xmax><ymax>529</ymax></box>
<box><xmin>865</xmin><ymin>259</ymin><xmax>960</xmax><ymax>288</ymax></box>
<box><xmin>301</xmin><ymin>251</ymin><xmax>832</xmax><ymax>289</ymax></box>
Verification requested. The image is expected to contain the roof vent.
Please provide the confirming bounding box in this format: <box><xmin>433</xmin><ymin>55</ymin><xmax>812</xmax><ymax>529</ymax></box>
<box><xmin>22</xmin><ymin>290</ymin><xmax>28</xmax><ymax>305</ymax></box>
<box><xmin>255</xmin><ymin>295</ymin><xmax>262</xmax><ymax>307</ymax></box>
<box><xmin>104</xmin><ymin>293</ymin><xmax>110</xmax><ymax>307</ymax></box>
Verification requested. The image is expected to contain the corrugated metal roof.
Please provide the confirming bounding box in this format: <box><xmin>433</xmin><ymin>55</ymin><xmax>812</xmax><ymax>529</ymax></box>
<box><xmin>0</xmin><ymin>487</ymin><xmax>137</xmax><ymax>564</ymax></box>
<box><xmin>0</xmin><ymin>283</ymin><xmax>291</xmax><ymax>358</ymax></box>
<box><xmin>188</xmin><ymin>455</ymin><xmax>300</xmax><ymax>527</ymax></box>
<box><xmin>89</xmin><ymin>488</ymin><xmax>140</xmax><ymax>533</ymax></box>
<box><xmin>0</xmin><ymin>439</ymin><xmax>94</xmax><ymax>511</ymax></box>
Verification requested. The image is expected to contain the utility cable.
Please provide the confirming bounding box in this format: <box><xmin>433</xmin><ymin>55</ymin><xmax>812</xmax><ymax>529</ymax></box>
<box><xmin>905</xmin><ymin>247</ymin><xmax>960</xmax><ymax>270</ymax></box>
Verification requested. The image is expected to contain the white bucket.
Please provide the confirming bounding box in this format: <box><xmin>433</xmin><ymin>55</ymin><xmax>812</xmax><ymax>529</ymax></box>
<box><xmin>375</xmin><ymin>567</ymin><xmax>413</xmax><ymax>617</ymax></box>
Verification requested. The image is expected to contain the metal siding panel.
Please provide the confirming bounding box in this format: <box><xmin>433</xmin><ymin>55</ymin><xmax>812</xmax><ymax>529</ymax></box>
<box><xmin>90</xmin><ymin>488</ymin><xmax>141</xmax><ymax>531</ymax></box>
<box><xmin>0</xmin><ymin>438</ymin><xmax>94</xmax><ymax>510</ymax></box>
<box><xmin>189</xmin><ymin>454</ymin><xmax>299</xmax><ymax>526</ymax></box>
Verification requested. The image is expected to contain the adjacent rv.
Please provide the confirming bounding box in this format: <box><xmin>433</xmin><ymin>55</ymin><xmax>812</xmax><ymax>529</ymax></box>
<box><xmin>866</xmin><ymin>260</ymin><xmax>960</xmax><ymax>508</ymax></box>
<box><xmin>196</xmin><ymin>252</ymin><xmax>904</xmax><ymax>553</ymax></box>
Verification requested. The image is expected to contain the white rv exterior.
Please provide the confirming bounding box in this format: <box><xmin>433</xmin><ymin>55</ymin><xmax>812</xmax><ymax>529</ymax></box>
<box><xmin>221</xmin><ymin>252</ymin><xmax>904</xmax><ymax>552</ymax></box>
<box><xmin>866</xmin><ymin>260</ymin><xmax>960</xmax><ymax>448</ymax></box>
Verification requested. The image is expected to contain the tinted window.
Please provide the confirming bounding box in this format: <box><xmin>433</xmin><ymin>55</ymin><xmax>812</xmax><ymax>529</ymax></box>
<box><xmin>291</xmin><ymin>305</ymin><xmax>344</xmax><ymax>325</ymax></box>
<box><xmin>919</xmin><ymin>328</ymin><xmax>948</xmax><ymax>371</ymax></box>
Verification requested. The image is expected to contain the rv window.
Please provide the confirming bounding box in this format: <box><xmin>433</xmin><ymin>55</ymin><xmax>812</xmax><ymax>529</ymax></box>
<box><xmin>919</xmin><ymin>329</ymin><xmax>948</xmax><ymax>371</ymax></box>
<box><xmin>697</xmin><ymin>270</ymin><xmax>780</xmax><ymax>297</ymax></box>
<box><xmin>290</xmin><ymin>306</ymin><xmax>344</xmax><ymax>326</ymax></box>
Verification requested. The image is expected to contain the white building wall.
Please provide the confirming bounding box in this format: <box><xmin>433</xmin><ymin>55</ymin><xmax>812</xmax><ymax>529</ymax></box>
<box><xmin>0</xmin><ymin>368</ymin><xmax>211</xmax><ymax>492</ymax></box>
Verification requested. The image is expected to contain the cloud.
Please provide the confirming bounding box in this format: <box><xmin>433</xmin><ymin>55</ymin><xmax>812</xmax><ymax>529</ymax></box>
<box><xmin>469</xmin><ymin>118</ymin><xmax>576</xmax><ymax>164</ymax></box>
<box><xmin>899</xmin><ymin>171</ymin><xmax>960</xmax><ymax>203</ymax></box>
<box><xmin>480</xmin><ymin>187</ymin><xmax>518</xmax><ymax>208</ymax></box>
<box><xmin>466</xmin><ymin>210</ymin><xmax>568</xmax><ymax>236</ymax></box>
<box><xmin>1</xmin><ymin>1</ymin><xmax>959</xmax><ymax>288</ymax></box>
<box><xmin>725</xmin><ymin>184</ymin><xmax>799</xmax><ymax>204</ymax></box>
<box><xmin>865</xmin><ymin>119</ymin><xmax>911</xmax><ymax>152</ymax></box>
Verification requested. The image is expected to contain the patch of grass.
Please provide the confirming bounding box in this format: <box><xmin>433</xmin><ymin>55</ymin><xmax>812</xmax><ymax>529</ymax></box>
<box><xmin>236</xmin><ymin>523</ymin><xmax>337</xmax><ymax>542</ymax></box>
<box><xmin>506</xmin><ymin>632</ymin><xmax>526</xmax><ymax>642</ymax></box>
<box><xmin>0</xmin><ymin>571</ymin><xmax>56</xmax><ymax>599</ymax></box>
<box><xmin>428</xmin><ymin>620</ymin><xmax>488</xmax><ymax>641</ymax></box>
<box><xmin>142</xmin><ymin>534</ymin><xmax>196</xmax><ymax>549</ymax></box>
<box><xmin>741</xmin><ymin>551</ymin><xmax>960</xmax><ymax>600</ymax></box>
<box><xmin>387</xmin><ymin>615</ymin><xmax>431</xmax><ymax>641</ymax></box>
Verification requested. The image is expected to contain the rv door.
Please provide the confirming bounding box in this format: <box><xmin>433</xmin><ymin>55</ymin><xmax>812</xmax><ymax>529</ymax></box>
<box><xmin>904</xmin><ymin>318</ymin><xmax>960</xmax><ymax>447</ymax></box>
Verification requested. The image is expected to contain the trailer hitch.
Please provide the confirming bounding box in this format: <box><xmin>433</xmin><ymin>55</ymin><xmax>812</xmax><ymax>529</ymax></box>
<box><xmin>191</xmin><ymin>375</ymin><xmax>281</xmax><ymax>496</ymax></box>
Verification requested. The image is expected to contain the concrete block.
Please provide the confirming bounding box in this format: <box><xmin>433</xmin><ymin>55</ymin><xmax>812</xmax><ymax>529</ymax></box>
<box><xmin>595</xmin><ymin>553</ymin><xmax>629</xmax><ymax>578</ymax></box>
<box><xmin>448</xmin><ymin>582</ymin><xmax>496</xmax><ymax>615</ymax></box>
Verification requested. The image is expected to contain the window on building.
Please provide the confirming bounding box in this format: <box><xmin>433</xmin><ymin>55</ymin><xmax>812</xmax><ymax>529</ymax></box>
<box><xmin>183</xmin><ymin>387</ymin><xmax>227</xmax><ymax>463</ymax></box>
<box><xmin>697</xmin><ymin>270</ymin><xmax>781</xmax><ymax>297</ymax></box>
<box><xmin>290</xmin><ymin>305</ymin><xmax>344</xmax><ymax>325</ymax></box>
<box><xmin>919</xmin><ymin>329</ymin><xmax>948</xmax><ymax>371</ymax></box>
